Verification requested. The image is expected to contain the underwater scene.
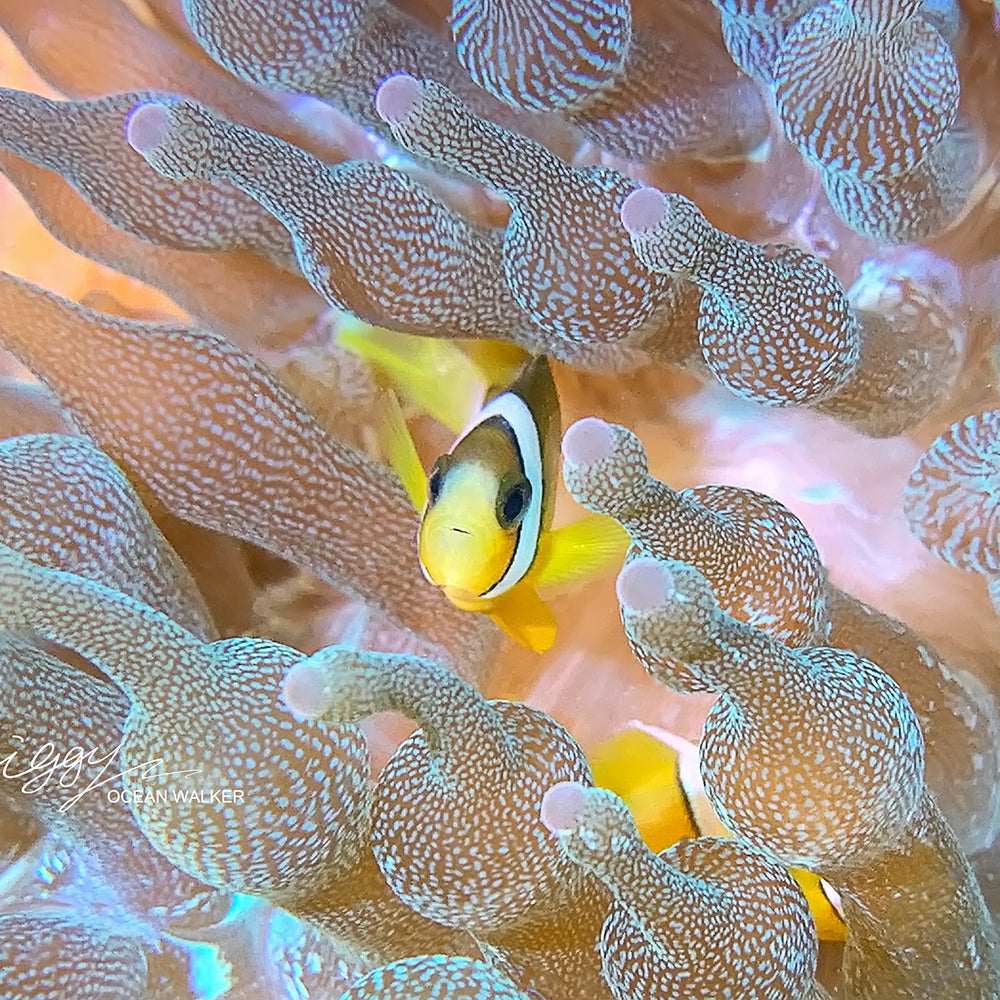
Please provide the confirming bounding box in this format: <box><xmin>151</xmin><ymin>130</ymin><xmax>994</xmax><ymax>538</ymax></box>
<box><xmin>1</xmin><ymin>0</ymin><xmax>1000</xmax><ymax>997</ymax></box>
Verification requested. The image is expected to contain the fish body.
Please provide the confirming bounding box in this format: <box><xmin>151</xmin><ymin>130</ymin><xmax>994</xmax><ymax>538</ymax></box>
<box><xmin>419</xmin><ymin>356</ymin><xmax>563</xmax><ymax>652</ymax></box>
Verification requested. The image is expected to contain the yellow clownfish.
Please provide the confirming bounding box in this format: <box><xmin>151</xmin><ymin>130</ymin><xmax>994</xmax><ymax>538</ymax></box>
<box><xmin>337</xmin><ymin>320</ymin><xmax>627</xmax><ymax>653</ymax></box>
<box><xmin>589</xmin><ymin>724</ymin><xmax>847</xmax><ymax>943</ymax></box>
<box><xmin>416</xmin><ymin>355</ymin><xmax>626</xmax><ymax>652</ymax></box>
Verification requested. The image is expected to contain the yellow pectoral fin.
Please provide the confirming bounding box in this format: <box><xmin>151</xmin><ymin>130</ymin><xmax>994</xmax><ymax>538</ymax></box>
<box><xmin>374</xmin><ymin>387</ymin><xmax>427</xmax><ymax>512</ymax></box>
<box><xmin>790</xmin><ymin>868</ymin><xmax>846</xmax><ymax>943</ymax></box>
<box><xmin>487</xmin><ymin>585</ymin><xmax>557</xmax><ymax>653</ymax></box>
<box><xmin>338</xmin><ymin>318</ymin><xmax>483</xmax><ymax>433</ymax></box>
<box><xmin>459</xmin><ymin>339</ymin><xmax>531</xmax><ymax>394</ymax></box>
<box><xmin>534</xmin><ymin>514</ymin><xmax>630</xmax><ymax>598</ymax></box>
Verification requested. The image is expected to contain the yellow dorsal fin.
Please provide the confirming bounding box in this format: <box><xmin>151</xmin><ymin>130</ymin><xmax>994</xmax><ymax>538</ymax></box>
<box><xmin>459</xmin><ymin>339</ymin><xmax>531</xmax><ymax>393</ymax></box>
<box><xmin>533</xmin><ymin>514</ymin><xmax>629</xmax><ymax>598</ymax></box>
<box><xmin>337</xmin><ymin>318</ymin><xmax>483</xmax><ymax>433</ymax></box>
<box><xmin>374</xmin><ymin>387</ymin><xmax>427</xmax><ymax>512</ymax></box>
<box><xmin>487</xmin><ymin>584</ymin><xmax>557</xmax><ymax>653</ymax></box>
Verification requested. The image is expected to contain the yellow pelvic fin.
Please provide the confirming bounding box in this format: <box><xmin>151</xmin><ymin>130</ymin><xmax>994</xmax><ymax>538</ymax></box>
<box><xmin>337</xmin><ymin>318</ymin><xmax>483</xmax><ymax>433</ymax></box>
<box><xmin>487</xmin><ymin>583</ymin><xmax>557</xmax><ymax>653</ymax></box>
<box><xmin>374</xmin><ymin>387</ymin><xmax>427</xmax><ymax>512</ymax></box>
<box><xmin>533</xmin><ymin>514</ymin><xmax>630</xmax><ymax>598</ymax></box>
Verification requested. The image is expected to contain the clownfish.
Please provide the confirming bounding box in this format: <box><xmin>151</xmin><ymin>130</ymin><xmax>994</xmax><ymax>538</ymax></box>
<box><xmin>417</xmin><ymin>355</ymin><xmax>627</xmax><ymax>652</ymax></box>
<box><xmin>589</xmin><ymin>723</ymin><xmax>847</xmax><ymax>943</ymax></box>
<box><xmin>337</xmin><ymin>321</ymin><xmax>627</xmax><ymax>652</ymax></box>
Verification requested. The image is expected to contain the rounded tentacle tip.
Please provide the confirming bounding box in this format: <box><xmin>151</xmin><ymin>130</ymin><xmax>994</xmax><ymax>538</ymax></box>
<box><xmin>620</xmin><ymin>186</ymin><xmax>667</xmax><ymax>236</ymax></box>
<box><xmin>616</xmin><ymin>557</ymin><xmax>673</xmax><ymax>613</ymax></box>
<box><xmin>562</xmin><ymin>416</ymin><xmax>615</xmax><ymax>467</ymax></box>
<box><xmin>375</xmin><ymin>72</ymin><xmax>421</xmax><ymax>124</ymax></box>
<box><xmin>125</xmin><ymin>101</ymin><xmax>171</xmax><ymax>156</ymax></box>
<box><xmin>540</xmin><ymin>780</ymin><xmax>590</xmax><ymax>833</ymax></box>
<box><xmin>282</xmin><ymin>658</ymin><xmax>328</xmax><ymax>718</ymax></box>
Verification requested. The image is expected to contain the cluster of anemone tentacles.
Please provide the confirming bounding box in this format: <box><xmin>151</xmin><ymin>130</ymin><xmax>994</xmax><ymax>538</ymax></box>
<box><xmin>0</xmin><ymin>0</ymin><xmax>999</xmax><ymax>998</ymax></box>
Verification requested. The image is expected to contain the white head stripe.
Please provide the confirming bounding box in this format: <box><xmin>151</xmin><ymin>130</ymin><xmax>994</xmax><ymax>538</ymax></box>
<box><xmin>477</xmin><ymin>389</ymin><xmax>543</xmax><ymax>598</ymax></box>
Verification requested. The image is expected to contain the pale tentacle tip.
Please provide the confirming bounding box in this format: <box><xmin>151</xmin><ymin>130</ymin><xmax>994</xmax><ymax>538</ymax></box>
<box><xmin>540</xmin><ymin>780</ymin><xmax>590</xmax><ymax>833</ymax></box>
<box><xmin>282</xmin><ymin>658</ymin><xmax>328</xmax><ymax>718</ymax></box>
<box><xmin>616</xmin><ymin>557</ymin><xmax>674</xmax><ymax>613</ymax></box>
<box><xmin>375</xmin><ymin>73</ymin><xmax>421</xmax><ymax>124</ymax></box>
<box><xmin>125</xmin><ymin>102</ymin><xmax>171</xmax><ymax>155</ymax></box>
<box><xmin>562</xmin><ymin>416</ymin><xmax>615</xmax><ymax>467</ymax></box>
<box><xmin>620</xmin><ymin>186</ymin><xmax>667</xmax><ymax>236</ymax></box>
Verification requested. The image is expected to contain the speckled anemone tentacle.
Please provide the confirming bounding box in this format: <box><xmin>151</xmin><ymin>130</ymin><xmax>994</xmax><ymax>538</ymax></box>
<box><xmin>560</xmin><ymin>416</ymin><xmax>830</xmax><ymax>661</ymax></box>
<box><xmin>123</xmin><ymin>96</ymin><xmax>572</xmax><ymax>359</ymax></box>
<box><xmin>620</xmin><ymin>186</ymin><xmax>862</xmax><ymax>406</ymax></box>
<box><xmin>541</xmin><ymin>781</ymin><xmax>819</xmax><ymax>1000</ymax></box>
<box><xmin>0</xmin><ymin>270</ymin><xmax>496</xmax><ymax>672</ymax></box>
<box><xmin>449</xmin><ymin>0</ymin><xmax>631</xmax><ymax>111</ymax></box>
<box><xmin>0</xmin><ymin>87</ymin><xmax>295</xmax><ymax>266</ymax></box>
<box><xmin>773</xmin><ymin>0</ymin><xmax>961</xmax><ymax>179</ymax></box>
<box><xmin>904</xmin><ymin>408</ymin><xmax>1000</xmax><ymax>576</ymax></box>
<box><xmin>0</xmin><ymin>910</ymin><xmax>148</xmax><ymax>1000</ymax></box>
<box><xmin>614</xmin><ymin>553</ymin><xmax>925</xmax><ymax>869</ymax></box>
<box><xmin>337</xmin><ymin>954</ymin><xmax>534</xmax><ymax>999</ymax></box>
<box><xmin>283</xmin><ymin>646</ymin><xmax>605</xmax><ymax>937</ymax></box>
<box><xmin>178</xmin><ymin>0</ymin><xmax>558</xmax><ymax>139</ymax></box>
<box><xmin>0</xmin><ymin>633</ymin><xmax>215</xmax><ymax>922</ymax></box>
<box><xmin>819</xmin><ymin>115</ymin><xmax>981</xmax><ymax>243</ymax></box>
<box><xmin>0</xmin><ymin>544</ymin><xmax>372</xmax><ymax>899</ymax></box>
<box><xmin>712</xmin><ymin>0</ymin><xmax>815</xmax><ymax>84</ymax></box>
<box><xmin>0</xmin><ymin>432</ymin><xmax>214</xmax><ymax>639</ymax></box>
<box><xmin>615</xmin><ymin>554</ymin><xmax>1000</xmax><ymax>999</ymax></box>
<box><xmin>375</xmin><ymin>72</ymin><xmax>685</xmax><ymax>347</ymax></box>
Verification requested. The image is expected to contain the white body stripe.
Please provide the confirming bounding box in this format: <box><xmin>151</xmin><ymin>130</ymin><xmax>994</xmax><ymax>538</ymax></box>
<box><xmin>477</xmin><ymin>389</ymin><xmax>544</xmax><ymax>598</ymax></box>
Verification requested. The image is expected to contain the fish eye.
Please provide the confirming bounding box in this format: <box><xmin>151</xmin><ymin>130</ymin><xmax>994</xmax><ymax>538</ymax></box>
<box><xmin>427</xmin><ymin>456</ymin><xmax>449</xmax><ymax>505</ymax></box>
<box><xmin>497</xmin><ymin>479</ymin><xmax>531</xmax><ymax>529</ymax></box>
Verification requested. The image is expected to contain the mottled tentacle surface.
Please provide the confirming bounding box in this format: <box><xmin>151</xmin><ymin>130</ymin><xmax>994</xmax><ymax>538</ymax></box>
<box><xmin>124</xmin><ymin>95</ymin><xmax>551</xmax><ymax>352</ymax></box>
<box><xmin>774</xmin><ymin>0</ymin><xmax>961</xmax><ymax>179</ymax></box>
<box><xmin>0</xmin><ymin>909</ymin><xmax>148</xmax><ymax>1000</ymax></box>
<box><xmin>563</xmin><ymin>2</ymin><xmax>771</xmax><ymax>161</ymax></box>
<box><xmin>0</xmin><ymin>432</ymin><xmax>214</xmax><ymax>639</ymax></box>
<box><xmin>449</xmin><ymin>0</ymin><xmax>631</xmax><ymax>111</ymax></box>
<box><xmin>621</xmin><ymin>186</ymin><xmax>861</xmax><ymax>406</ymax></box>
<box><xmin>0</xmin><ymin>633</ymin><xmax>214</xmax><ymax>923</ymax></box>
<box><xmin>0</xmin><ymin>546</ymin><xmax>371</xmax><ymax>899</ymax></box>
<box><xmin>337</xmin><ymin>954</ymin><xmax>533</xmax><ymax>1000</ymax></box>
<box><xmin>179</xmin><ymin>0</ymin><xmax>559</xmax><ymax>142</ymax></box>
<box><xmin>617</xmin><ymin>555</ymin><xmax>1000</xmax><ymax>998</ymax></box>
<box><xmin>713</xmin><ymin>0</ymin><xmax>815</xmax><ymax>83</ymax></box>
<box><xmin>816</xmin><ymin>257</ymin><xmax>964</xmax><ymax>436</ymax></box>
<box><xmin>616</xmin><ymin>555</ymin><xmax>924</xmax><ymax>869</ymax></box>
<box><xmin>376</xmin><ymin>73</ymin><xmax>684</xmax><ymax>347</ymax></box>
<box><xmin>0</xmin><ymin>87</ymin><xmax>295</xmax><ymax>265</ymax></box>
<box><xmin>904</xmin><ymin>409</ymin><xmax>1000</xmax><ymax>575</ymax></box>
<box><xmin>561</xmin><ymin>417</ymin><xmax>829</xmax><ymax>663</ymax></box>
<box><xmin>542</xmin><ymin>781</ymin><xmax>818</xmax><ymax>1000</ymax></box>
<box><xmin>820</xmin><ymin>117</ymin><xmax>980</xmax><ymax>243</ymax></box>
<box><xmin>0</xmin><ymin>271</ymin><xmax>494</xmax><ymax>671</ymax></box>
<box><xmin>285</xmin><ymin>645</ymin><xmax>610</xmax><ymax>997</ymax></box>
